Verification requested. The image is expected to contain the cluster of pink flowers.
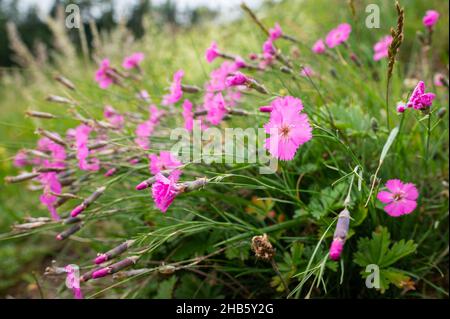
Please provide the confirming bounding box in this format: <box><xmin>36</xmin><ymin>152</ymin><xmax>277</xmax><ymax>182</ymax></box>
<box><xmin>373</xmin><ymin>35</ymin><xmax>393</xmax><ymax>61</ymax></box>
<box><xmin>95</xmin><ymin>52</ymin><xmax>145</xmax><ymax>89</ymax></box>
<box><xmin>263</xmin><ymin>96</ymin><xmax>313</xmax><ymax>161</ymax></box>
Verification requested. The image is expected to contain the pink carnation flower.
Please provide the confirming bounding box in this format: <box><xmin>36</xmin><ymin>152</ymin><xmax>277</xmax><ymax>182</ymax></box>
<box><xmin>182</xmin><ymin>99</ymin><xmax>194</xmax><ymax>132</ymax></box>
<box><xmin>134</xmin><ymin>105</ymin><xmax>164</xmax><ymax>150</ymax></box>
<box><xmin>225</xmin><ymin>72</ymin><xmax>249</xmax><ymax>87</ymax></box>
<box><xmin>262</xmin><ymin>39</ymin><xmax>276</xmax><ymax>59</ymax></box>
<box><xmin>95</xmin><ymin>59</ymin><xmax>114</xmax><ymax>89</ymax></box>
<box><xmin>39</xmin><ymin>172</ymin><xmax>62</xmax><ymax>220</ymax></box>
<box><xmin>75</xmin><ymin>124</ymin><xmax>100</xmax><ymax>171</ymax></box>
<box><xmin>312</xmin><ymin>39</ymin><xmax>326</xmax><ymax>54</ymax></box>
<box><xmin>149</xmin><ymin>151</ymin><xmax>182</xmax><ymax>175</ymax></box>
<box><xmin>162</xmin><ymin>70</ymin><xmax>184</xmax><ymax>106</ymax></box>
<box><xmin>407</xmin><ymin>81</ymin><xmax>436</xmax><ymax>110</ymax></box>
<box><xmin>325</xmin><ymin>23</ymin><xmax>352</xmax><ymax>48</ymax></box>
<box><xmin>263</xmin><ymin>96</ymin><xmax>313</xmax><ymax>160</ymax></box>
<box><xmin>65</xmin><ymin>265</ymin><xmax>83</xmax><ymax>299</ymax></box>
<box><xmin>377</xmin><ymin>179</ymin><xmax>419</xmax><ymax>217</ymax></box>
<box><xmin>151</xmin><ymin>173</ymin><xmax>181</xmax><ymax>213</ymax></box>
<box><xmin>205</xmin><ymin>41</ymin><xmax>220</xmax><ymax>63</ymax></box>
<box><xmin>373</xmin><ymin>35</ymin><xmax>393</xmax><ymax>61</ymax></box>
<box><xmin>206</xmin><ymin>92</ymin><xmax>228</xmax><ymax>125</ymax></box>
<box><xmin>269</xmin><ymin>23</ymin><xmax>283</xmax><ymax>41</ymax></box>
<box><xmin>423</xmin><ymin>10</ymin><xmax>439</xmax><ymax>28</ymax></box>
<box><xmin>122</xmin><ymin>52</ymin><xmax>144</xmax><ymax>69</ymax></box>
<box><xmin>13</xmin><ymin>150</ymin><xmax>28</xmax><ymax>167</ymax></box>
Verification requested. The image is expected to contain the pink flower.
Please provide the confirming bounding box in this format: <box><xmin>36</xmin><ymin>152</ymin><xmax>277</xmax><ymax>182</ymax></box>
<box><xmin>396</xmin><ymin>102</ymin><xmax>406</xmax><ymax>113</ymax></box>
<box><xmin>225</xmin><ymin>72</ymin><xmax>249</xmax><ymax>87</ymax></box>
<box><xmin>95</xmin><ymin>59</ymin><xmax>114</xmax><ymax>89</ymax></box>
<box><xmin>434</xmin><ymin>73</ymin><xmax>446</xmax><ymax>87</ymax></box>
<box><xmin>312</xmin><ymin>39</ymin><xmax>326</xmax><ymax>54</ymax></box>
<box><xmin>39</xmin><ymin>172</ymin><xmax>61</xmax><ymax>220</ymax></box>
<box><xmin>205</xmin><ymin>41</ymin><xmax>220</xmax><ymax>63</ymax></box>
<box><xmin>122</xmin><ymin>52</ymin><xmax>144</xmax><ymax>69</ymax></box>
<box><xmin>75</xmin><ymin>124</ymin><xmax>100</xmax><ymax>171</ymax></box>
<box><xmin>134</xmin><ymin>105</ymin><xmax>164</xmax><ymax>149</ymax></box>
<box><xmin>377</xmin><ymin>179</ymin><xmax>419</xmax><ymax>217</ymax></box>
<box><xmin>104</xmin><ymin>168</ymin><xmax>117</xmax><ymax>177</ymax></box>
<box><xmin>263</xmin><ymin>96</ymin><xmax>312</xmax><ymax>160</ymax></box>
<box><xmin>300</xmin><ymin>66</ymin><xmax>315</xmax><ymax>77</ymax></box>
<box><xmin>134</xmin><ymin>121</ymin><xmax>155</xmax><ymax>150</ymax></box>
<box><xmin>65</xmin><ymin>265</ymin><xmax>83</xmax><ymax>299</ymax></box>
<box><xmin>104</xmin><ymin>105</ymin><xmax>124</xmax><ymax>129</ymax></box>
<box><xmin>13</xmin><ymin>150</ymin><xmax>28</xmax><ymax>167</ymax></box>
<box><xmin>262</xmin><ymin>39</ymin><xmax>276</xmax><ymax>59</ymax></box>
<box><xmin>162</xmin><ymin>70</ymin><xmax>184</xmax><ymax>106</ymax></box>
<box><xmin>234</xmin><ymin>56</ymin><xmax>247</xmax><ymax>69</ymax></box>
<box><xmin>373</xmin><ymin>35</ymin><xmax>393</xmax><ymax>61</ymax></box>
<box><xmin>207</xmin><ymin>61</ymin><xmax>238</xmax><ymax>92</ymax></box>
<box><xmin>151</xmin><ymin>173</ymin><xmax>181</xmax><ymax>213</ymax></box>
<box><xmin>423</xmin><ymin>10</ymin><xmax>439</xmax><ymax>28</ymax></box>
<box><xmin>325</xmin><ymin>23</ymin><xmax>352</xmax><ymax>48</ymax></box>
<box><xmin>182</xmin><ymin>99</ymin><xmax>194</xmax><ymax>131</ymax></box>
<box><xmin>407</xmin><ymin>81</ymin><xmax>436</xmax><ymax>110</ymax></box>
<box><xmin>206</xmin><ymin>92</ymin><xmax>228</xmax><ymax>125</ymax></box>
<box><xmin>329</xmin><ymin>238</ymin><xmax>344</xmax><ymax>261</ymax></box>
<box><xmin>149</xmin><ymin>151</ymin><xmax>182</xmax><ymax>175</ymax></box>
<box><xmin>269</xmin><ymin>23</ymin><xmax>283</xmax><ymax>41</ymax></box>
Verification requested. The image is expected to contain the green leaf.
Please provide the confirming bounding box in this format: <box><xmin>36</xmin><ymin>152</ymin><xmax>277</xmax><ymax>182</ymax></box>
<box><xmin>353</xmin><ymin>227</ymin><xmax>417</xmax><ymax>293</ymax></box>
<box><xmin>154</xmin><ymin>276</ymin><xmax>177</xmax><ymax>299</ymax></box>
<box><xmin>308</xmin><ymin>183</ymin><xmax>346</xmax><ymax>219</ymax></box>
<box><xmin>380</xmin><ymin>126</ymin><xmax>399</xmax><ymax>163</ymax></box>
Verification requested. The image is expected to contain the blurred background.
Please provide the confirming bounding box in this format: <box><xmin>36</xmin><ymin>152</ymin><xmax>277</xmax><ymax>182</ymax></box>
<box><xmin>0</xmin><ymin>0</ymin><xmax>265</xmax><ymax>67</ymax></box>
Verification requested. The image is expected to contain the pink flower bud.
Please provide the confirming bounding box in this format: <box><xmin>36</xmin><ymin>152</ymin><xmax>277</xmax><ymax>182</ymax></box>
<box><xmin>71</xmin><ymin>204</ymin><xmax>85</xmax><ymax>217</ymax></box>
<box><xmin>94</xmin><ymin>254</ymin><xmax>108</xmax><ymax>264</ymax></box>
<box><xmin>329</xmin><ymin>238</ymin><xmax>344</xmax><ymax>261</ymax></box>
<box><xmin>259</xmin><ymin>106</ymin><xmax>273</xmax><ymax>113</ymax></box>
<box><xmin>92</xmin><ymin>267</ymin><xmax>110</xmax><ymax>279</ymax></box>
<box><xmin>225</xmin><ymin>72</ymin><xmax>249</xmax><ymax>87</ymax></box>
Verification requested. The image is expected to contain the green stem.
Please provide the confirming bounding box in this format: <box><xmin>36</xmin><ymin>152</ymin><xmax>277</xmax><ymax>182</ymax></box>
<box><xmin>425</xmin><ymin>111</ymin><xmax>432</xmax><ymax>163</ymax></box>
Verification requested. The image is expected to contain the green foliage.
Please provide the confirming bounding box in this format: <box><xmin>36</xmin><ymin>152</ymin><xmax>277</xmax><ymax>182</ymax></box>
<box><xmin>354</xmin><ymin>226</ymin><xmax>417</xmax><ymax>293</ymax></box>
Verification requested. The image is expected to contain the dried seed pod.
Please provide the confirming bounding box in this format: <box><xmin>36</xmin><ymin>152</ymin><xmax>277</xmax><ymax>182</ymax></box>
<box><xmin>181</xmin><ymin>84</ymin><xmax>202</xmax><ymax>93</ymax></box>
<box><xmin>54</xmin><ymin>74</ymin><xmax>76</xmax><ymax>90</ymax></box>
<box><xmin>5</xmin><ymin>172</ymin><xmax>40</xmax><ymax>184</ymax></box>
<box><xmin>25</xmin><ymin>110</ymin><xmax>56</xmax><ymax>119</ymax></box>
<box><xmin>36</xmin><ymin>128</ymin><xmax>67</xmax><ymax>147</ymax></box>
<box><xmin>46</xmin><ymin>95</ymin><xmax>77</xmax><ymax>105</ymax></box>
<box><xmin>251</xmin><ymin>234</ymin><xmax>275</xmax><ymax>261</ymax></box>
